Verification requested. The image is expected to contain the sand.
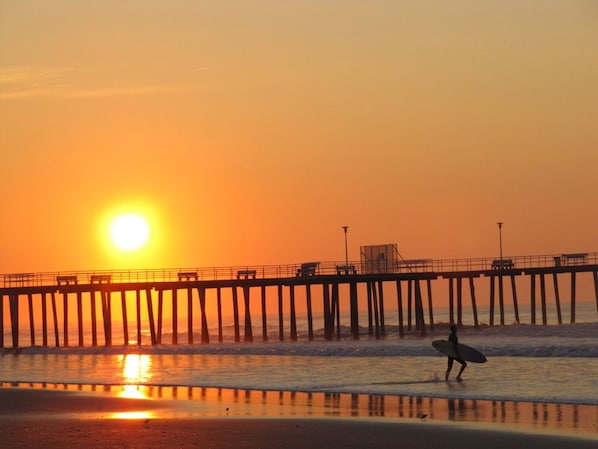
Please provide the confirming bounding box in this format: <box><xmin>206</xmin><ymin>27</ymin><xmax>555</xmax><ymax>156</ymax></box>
<box><xmin>0</xmin><ymin>387</ymin><xmax>596</xmax><ymax>449</ymax></box>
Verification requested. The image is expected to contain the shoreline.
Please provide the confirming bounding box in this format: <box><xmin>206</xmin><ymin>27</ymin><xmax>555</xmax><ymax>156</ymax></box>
<box><xmin>1</xmin><ymin>384</ymin><xmax>596</xmax><ymax>444</ymax></box>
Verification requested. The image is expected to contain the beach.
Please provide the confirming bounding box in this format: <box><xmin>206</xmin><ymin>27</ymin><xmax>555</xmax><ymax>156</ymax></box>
<box><xmin>1</xmin><ymin>387</ymin><xmax>596</xmax><ymax>449</ymax></box>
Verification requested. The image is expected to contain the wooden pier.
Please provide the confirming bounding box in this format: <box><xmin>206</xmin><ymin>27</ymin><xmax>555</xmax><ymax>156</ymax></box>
<box><xmin>1</xmin><ymin>252</ymin><xmax>598</xmax><ymax>349</ymax></box>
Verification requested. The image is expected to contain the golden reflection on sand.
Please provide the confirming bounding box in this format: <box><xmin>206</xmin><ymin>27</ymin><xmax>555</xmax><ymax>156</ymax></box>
<box><xmin>4</xmin><ymin>382</ymin><xmax>596</xmax><ymax>438</ymax></box>
<box><xmin>110</xmin><ymin>410</ymin><xmax>154</xmax><ymax>420</ymax></box>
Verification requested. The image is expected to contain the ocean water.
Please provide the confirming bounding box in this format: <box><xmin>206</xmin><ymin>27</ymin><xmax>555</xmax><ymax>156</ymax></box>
<box><xmin>1</xmin><ymin>312</ymin><xmax>597</xmax><ymax>406</ymax></box>
<box><xmin>2</xmin><ymin>315</ymin><xmax>598</xmax><ymax>438</ymax></box>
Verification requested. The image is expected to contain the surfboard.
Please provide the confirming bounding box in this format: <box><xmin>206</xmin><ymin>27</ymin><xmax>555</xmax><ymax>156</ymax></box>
<box><xmin>432</xmin><ymin>340</ymin><xmax>487</xmax><ymax>363</ymax></box>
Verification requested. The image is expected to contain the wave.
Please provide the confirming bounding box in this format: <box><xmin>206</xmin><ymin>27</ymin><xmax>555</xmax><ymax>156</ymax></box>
<box><xmin>3</xmin><ymin>322</ymin><xmax>597</xmax><ymax>358</ymax></box>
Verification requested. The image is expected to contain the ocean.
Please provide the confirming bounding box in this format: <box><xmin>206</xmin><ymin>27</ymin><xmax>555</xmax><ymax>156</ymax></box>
<box><xmin>1</xmin><ymin>302</ymin><xmax>597</xmax><ymax>437</ymax></box>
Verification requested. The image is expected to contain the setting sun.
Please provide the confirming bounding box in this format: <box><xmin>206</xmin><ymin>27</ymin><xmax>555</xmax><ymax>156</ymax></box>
<box><xmin>108</xmin><ymin>213</ymin><xmax>150</xmax><ymax>251</ymax></box>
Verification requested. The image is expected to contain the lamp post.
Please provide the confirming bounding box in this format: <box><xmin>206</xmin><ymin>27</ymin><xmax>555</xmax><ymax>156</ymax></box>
<box><xmin>342</xmin><ymin>226</ymin><xmax>349</xmax><ymax>270</ymax></box>
<box><xmin>497</xmin><ymin>222</ymin><xmax>503</xmax><ymax>260</ymax></box>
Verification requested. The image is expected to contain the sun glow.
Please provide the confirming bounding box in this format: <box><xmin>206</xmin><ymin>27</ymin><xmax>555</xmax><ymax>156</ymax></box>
<box><xmin>108</xmin><ymin>213</ymin><xmax>150</xmax><ymax>251</ymax></box>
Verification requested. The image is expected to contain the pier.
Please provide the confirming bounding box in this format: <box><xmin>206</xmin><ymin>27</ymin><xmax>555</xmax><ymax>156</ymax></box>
<box><xmin>1</xmin><ymin>251</ymin><xmax>598</xmax><ymax>349</ymax></box>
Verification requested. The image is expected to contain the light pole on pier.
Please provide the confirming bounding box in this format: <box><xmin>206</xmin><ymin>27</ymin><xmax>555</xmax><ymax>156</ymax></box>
<box><xmin>342</xmin><ymin>226</ymin><xmax>349</xmax><ymax>269</ymax></box>
<box><xmin>497</xmin><ymin>222</ymin><xmax>504</xmax><ymax>260</ymax></box>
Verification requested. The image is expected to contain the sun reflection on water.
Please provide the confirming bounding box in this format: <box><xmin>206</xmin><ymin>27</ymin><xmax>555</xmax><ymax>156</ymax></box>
<box><xmin>120</xmin><ymin>354</ymin><xmax>153</xmax><ymax>385</ymax></box>
<box><xmin>109</xmin><ymin>354</ymin><xmax>155</xmax><ymax>419</ymax></box>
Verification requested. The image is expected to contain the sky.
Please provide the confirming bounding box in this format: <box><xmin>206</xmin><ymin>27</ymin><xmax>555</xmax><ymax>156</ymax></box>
<box><xmin>1</xmin><ymin>0</ymin><xmax>597</xmax><ymax>274</ymax></box>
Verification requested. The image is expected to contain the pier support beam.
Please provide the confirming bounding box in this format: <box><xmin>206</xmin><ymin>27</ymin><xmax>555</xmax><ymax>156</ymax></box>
<box><xmin>377</xmin><ymin>281</ymin><xmax>385</xmax><ymax>337</ymax></box>
<box><xmin>323</xmin><ymin>283</ymin><xmax>332</xmax><ymax>340</ymax></box>
<box><xmin>120</xmin><ymin>290</ymin><xmax>129</xmax><ymax>345</ymax></box>
<box><xmin>395</xmin><ymin>280</ymin><xmax>404</xmax><ymax>338</ymax></box>
<box><xmin>232</xmin><ymin>287</ymin><xmax>240</xmax><ymax>343</ymax></box>
<box><xmin>469</xmin><ymin>277</ymin><xmax>479</xmax><ymax>328</ymax></box>
<box><xmin>277</xmin><ymin>285</ymin><xmax>284</xmax><ymax>341</ymax></box>
<box><xmin>217</xmin><ymin>287</ymin><xmax>223</xmax><ymax>343</ymax></box>
<box><xmin>371</xmin><ymin>281</ymin><xmax>380</xmax><ymax>338</ymax></box>
<box><xmin>414</xmin><ymin>280</ymin><xmax>426</xmax><ymax>336</ymax></box>
<box><xmin>63</xmin><ymin>292</ymin><xmax>69</xmax><ymax>346</ymax></box>
<box><xmin>306</xmin><ymin>284</ymin><xmax>314</xmax><ymax>341</ymax></box>
<box><xmin>41</xmin><ymin>292</ymin><xmax>48</xmax><ymax>347</ymax></box>
<box><xmin>426</xmin><ymin>279</ymin><xmax>434</xmax><ymax>331</ymax></box>
<box><xmin>0</xmin><ymin>294</ymin><xmax>4</xmax><ymax>348</ymax></box>
<box><xmin>172</xmin><ymin>288</ymin><xmax>178</xmax><ymax>345</ymax></box>
<box><xmin>530</xmin><ymin>274</ymin><xmax>536</xmax><ymax>325</ymax></box>
<box><xmin>145</xmin><ymin>288</ymin><xmax>157</xmax><ymax>345</ymax></box>
<box><xmin>187</xmin><ymin>287</ymin><xmax>193</xmax><ymax>344</ymax></box>
<box><xmin>350</xmin><ymin>282</ymin><xmax>359</xmax><ymax>340</ymax></box>
<box><xmin>51</xmin><ymin>292</ymin><xmax>59</xmax><ymax>347</ymax></box>
<box><xmin>553</xmin><ymin>273</ymin><xmax>562</xmax><ymax>324</ymax></box>
<box><xmin>456</xmin><ymin>278</ymin><xmax>463</xmax><ymax>327</ymax></box>
<box><xmin>136</xmin><ymin>289</ymin><xmax>142</xmax><ymax>345</ymax></box>
<box><xmin>28</xmin><ymin>293</ymin><xmax>35</xmax><ymax>346</ymax></box>
<box><xmin>198</xmin><ymin>286</ymin><xmax>209</xmax><ymax>343</ymax></box>
<box><xmin>261</xmin><ymin>285</ymin><xmax>268</xmax><ymax>342</ymax></box>
<box><xmin>77</xmin><ymin>291</ymin><xmax>84</xmax><ymax>346</ymax></box>
<box><xmin>540</xmin><ymin>274</ymin><xmax>547</xmax><ymax>325</ymax></box>
<box><xmin>91</xmin><ymin>291</ymin><xmax>98</xmax><ymax>346</ymax></box>
<box><xmin>101</xmin><ymin>290</ymin><xmax>112</xmax><ymax>346</ymax></box>
<box><xmin>332</xmin><ymin>283</ymin><xmax>340</xmax><ymax>339</ymax></box>
<box><xmin>448</xmin><ymin>278</ymin><xmax>455</xmax><ymax>325</ymax></box>
<box><xmin>243</xmin><ymin>285</ymin><xmax>253</xmax><ymax>342</ymax></box>
<box><xmin>9</xmin><ymin>294</ymin><xmax>19</xmax><ymax>348</ymax></box>
<box><xmin>510</xmin><ymin>275</ymin><xmax>520</xmax><ymax>324</ymax></box>
<box><xmin>570</xmin><ymin>272</ymin><xmax>577</xmax><ymax>324</ymax></box>
<box><xmin>289</xmin><ymin>285</ymin><xmax>297</xmax><ymax>341</ymax></box>
<box><xmin>156</xmin><ymin>290</ymin><xmax>163</xmax><ymax>344</ymax></box>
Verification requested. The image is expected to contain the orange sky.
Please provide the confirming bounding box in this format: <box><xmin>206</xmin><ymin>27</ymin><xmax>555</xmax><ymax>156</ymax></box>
<box><xmin>1</xmin><ymin>1</ymin><xmax>597</xmax><ymax>274</ymax></box>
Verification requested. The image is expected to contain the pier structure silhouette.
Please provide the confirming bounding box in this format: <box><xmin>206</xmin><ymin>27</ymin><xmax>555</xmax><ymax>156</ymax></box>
<box><xmin>1</xmin><ymin>252</ymin><xmax>597</xmax><ymax>349</ymax></box>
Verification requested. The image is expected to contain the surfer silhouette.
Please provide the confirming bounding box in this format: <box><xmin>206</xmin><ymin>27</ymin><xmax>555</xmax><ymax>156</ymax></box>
<box><xmin>445</xmin><ymin>324</ymin><xmax>467</xmax><ymax>381</ymax></box>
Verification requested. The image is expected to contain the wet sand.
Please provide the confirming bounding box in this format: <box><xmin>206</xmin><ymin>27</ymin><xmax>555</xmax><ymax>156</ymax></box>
<box><xmin>0</xmin><ymin>387</ymin><xmax>596</xmax><ymax>449</ymax></box>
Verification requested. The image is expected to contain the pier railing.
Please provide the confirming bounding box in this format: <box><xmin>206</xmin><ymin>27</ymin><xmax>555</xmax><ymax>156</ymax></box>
<box><xmin>2</xmin><ymin>251</ymin><xmax>597</xmax><ymax>288</ymax></box>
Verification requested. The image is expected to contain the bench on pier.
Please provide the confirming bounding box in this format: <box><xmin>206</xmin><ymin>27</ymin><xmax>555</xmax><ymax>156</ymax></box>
<box><xmin>491</xmin><ymin>259</ymin><xmax>514</xmax><ymax>270</ymax></box>
<box><xmin>90</xmin><ymin>274</ymin><xmax>112</xmax><ymax>283</ymax></box>
<box><xmin>336</xmin><ymin>264</ymin><xmax>357</xmax><ymax>275</ymax></box>
<box><xmin>4</xmin><ymin>273</ymin><xmax>35</xmax><ymax>286</ymax></box>
<box><xmin>56</xmin><ymin>275</ymin><xmax>78</xmax><ymax>285</ymax></box>
<box><xmin>296</xmin><ymin>262</ymin><xmax>319</xmax><ymax>277</ymax></box>
<box><xmin>237</xmin><ymin>270</ymin><xmax>257</xmax><ymax>279</ymax></box>
<box><xmin>178</xmin><ymin>271</ymin><xmax>198</xmax><ymax>281</ymax></box>
<box><xmin>396</xmin><ymin>259</ymin><xmax>432</xmax><ymax>271</ymax></box>
<box><xmin>560</xmin><ymin>253</ymin><xmax>588</xmax><ymax>266</ymax></box>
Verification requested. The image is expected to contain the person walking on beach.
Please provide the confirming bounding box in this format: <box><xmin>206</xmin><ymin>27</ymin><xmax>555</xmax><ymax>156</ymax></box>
<box><xmin>445</xmin><ymin>324</ymin><xmax>467</xmax><ymax>381</ymax></box>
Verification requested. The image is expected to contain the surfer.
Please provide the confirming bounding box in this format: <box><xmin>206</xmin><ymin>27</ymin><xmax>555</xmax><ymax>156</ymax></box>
<box><xmin>445</xmin><ymin>324</ymin><xmax>467</xmax><ymax>381</ymax></box>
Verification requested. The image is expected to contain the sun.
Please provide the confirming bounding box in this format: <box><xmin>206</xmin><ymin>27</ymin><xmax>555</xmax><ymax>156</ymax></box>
<box><xmin>108</xmin><ymin>213</ymin><xmax>150</xmax><ymax>251</ymax></box>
